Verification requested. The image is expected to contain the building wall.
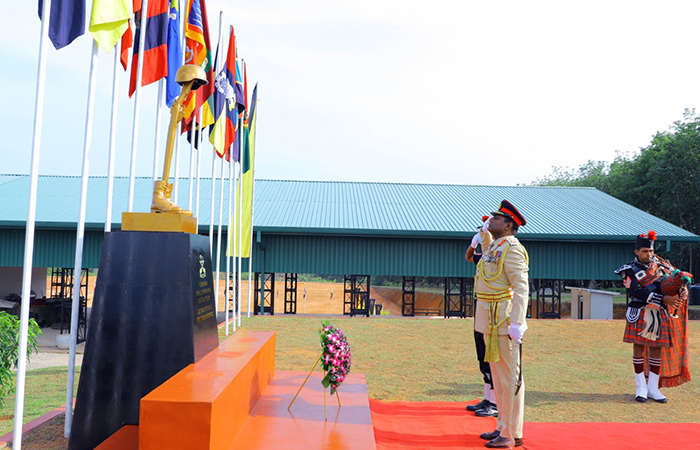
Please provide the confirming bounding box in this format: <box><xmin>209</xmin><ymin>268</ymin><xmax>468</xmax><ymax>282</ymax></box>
<box><xmin>0</xmin><ymin>267</ymin><xmax>48</xmax><ymax>299</ymax></box>
<box><xmin>0</xmin><ymin>228</ymin><xmax>640</xmax><ymax>281</ymax></box>
<box><xmin>0</xmin><ymin>228</ymin><xmax>104</xmax><ymax>268</ymax></box>
<box><xmin>251</xmin><ymin>234</ymin><xmax>634</xmax><ymax>280</ymax></box>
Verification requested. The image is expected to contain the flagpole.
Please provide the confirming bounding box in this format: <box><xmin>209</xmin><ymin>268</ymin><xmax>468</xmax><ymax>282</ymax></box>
<box><xmin>195</xmin><ymin>111</ymin><xmax>203</xmax><ymax>218</ymax></box>
<box><xmin>173</xmin><ymin>120</ymin><xmax>181</xmax><ymax>202</ymax></box>
<box><xmin>128</xmin><ymin>0</ymin><xmax>150</xmax><ymax>212</ymax></box>
<box><xmin>181</xmin><ymin>0</ymin><xmax>192</xmax><ymax>212</ymax></box>
<box><xmin>238</xmin><ymin>124</ymin><xmax>246</xmax><ymax>319</ymax></box>
<box><xmin>215</xmin><ymin>157</ymin><xmax>225</xmax><ymax>315</ymax></box>
<box><xmin>152</xmin><ymin>79</ymin><xmax>165</xmax><ymax>181</ymax></box>
<box><xmin>209</xmin><ymin>150</ymin><xmax>216</xmax><ymax>251</ymax></box>
<box><xmin>233</xmin><ymin>159</ymin><xmax>240</xmax><ymax>325</ymax></box>
<box><xmin>65</xmin><ymin>39</ymin><xmax>99</xmax><ymax>438</ymax></box>
<box><xmin>13</xmin><ymin>0</ymin><xmax>52</xmax><ymax>446</ymax></box>
<box><xmin>246</xmin><ymin>99</ymin><xmax>259</xmax><ymax>325</ymax></box>
<box><xmin>209</xmin><ymin>11</ymin><xmax>223</xmax><ymax>259</ymax></box>
<box><xmin>173</xmin><ymin>0</ymin><xmax>186</xmax><ymax>205</ymax></box>
<box><xmin>188</xmin><ymin>128</ymin><xmax>195</xmax><ymax>210</ymax></box>
<box><xmin>105</xmin><ymin>42</ymin><xmax>121</xmax><ymax>232</ymax></box>
<box><xmin>224</xmin><ymin>158</ymin><xmax>231</xmax><ymax>335</ymax></box>
<box><xmin>227</xmin><ymin>155</ymin><xmax>235</xmax><ymax>334</ymax></box>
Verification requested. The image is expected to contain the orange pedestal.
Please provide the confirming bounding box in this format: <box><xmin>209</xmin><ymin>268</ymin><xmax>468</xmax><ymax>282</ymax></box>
<box><xmin>95</xmin><ymin>425</ymin><xmax>138</xmax><ymax>449</ymax></box>
<box><xmin>96</xmin><ymin>330</ymin><xmax>376</xmax><ymax>450</ymax></box>
<box><xmin>139</xmin><ymin>330</ymin><xmax>275</xmax><ymax>450</ymax></box>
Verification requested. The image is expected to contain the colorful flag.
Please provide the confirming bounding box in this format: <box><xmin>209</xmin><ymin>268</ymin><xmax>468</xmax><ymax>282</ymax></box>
<box><xmin>120</xmin><ymin>24</ymin><xmax>132</xmax><ymax>69</ymax></box>
<box><xmin>234</xmin><ymin>84</ymin><xmax>258</xmax><ymax>258</ymax></box>
<box><xmin>234</xmin><ymin>52</ymin><xmax>246</xmax><ymax>114</ymax></box>
<box><xmin>165</xmin><ymin>0</ymin><xmax>181</xmax><ymax>106</ymax></box>
<box><xmin>128</xmin><ymin>0</ymin><xmax>169</xmax><ymax>97</ymax></box>
<box><xmin>120</xmin><ymin>0</ymin><xmax>141</xmax><ymax>70</ymax></box>
<box><xmin>38</xmin><ymin>0</ymin><xmax>86</xmax><ymax>50</ymax></box>
<box><xmin>181</xmin><ymin>0</ymin><xmax>215</xmax><ymax>131</ymax></box>
<box><xmin>89</xmin><ymin>0</ymin><xmax>132</xmax><ymax>52</ymax></box>
<box><xmin>186</xmin><ymin>125</ymin><xmax>202</xmax><ymax>150</ymax></box>
<box><xmin>209</xmin><ymin>26</ymin><xmax>237</xmax><ymax>160</ymax></box>
<box><xmin>243</xmin><ymin>60</ymin><xmax>248</xmax><ymax>113</ymax></box>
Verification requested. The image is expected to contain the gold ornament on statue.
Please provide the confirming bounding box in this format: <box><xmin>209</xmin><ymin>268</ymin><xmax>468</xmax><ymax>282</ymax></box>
<box><xmin>151</xmin><ymin>64</ymin><xmax>208</xmax><ymax>215</ymax></box>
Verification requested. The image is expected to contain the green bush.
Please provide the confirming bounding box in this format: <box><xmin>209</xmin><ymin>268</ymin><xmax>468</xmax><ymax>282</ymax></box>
<box><xmin>0</xmin><ymin>312</ymin><xmax>41</xmax><ymax>406</ymax></box>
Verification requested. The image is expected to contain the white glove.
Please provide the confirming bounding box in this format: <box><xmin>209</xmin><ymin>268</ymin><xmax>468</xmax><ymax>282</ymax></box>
<box><xmin>481</xmin><ymin>216</ymin><xmax>492</xmax><ymax>233</ymax></box>
<box><xmin>508</xmin><ymin>322</ymin><xmax>527</xmax><ymax>344</ymax></box>
<box><xmin>470</xmin><ymin>233</ymin><xmax>480</xmax><ymax>248</ymax></box>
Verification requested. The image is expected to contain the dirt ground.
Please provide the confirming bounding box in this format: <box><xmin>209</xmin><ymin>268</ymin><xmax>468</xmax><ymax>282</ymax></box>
<box><xmin>1</xmin><ymin>415</ymin><xmax>67</xmax><ymax>450</ymax></box>
<box><xmin>40</xmin><ymin>276</ymin><xmax>582</xmax><ymax>318</ymax></box>
<box><xmin>51</xmin><ymin>275</ymin><xmax>445</xmax><ymax>317</ymax></box>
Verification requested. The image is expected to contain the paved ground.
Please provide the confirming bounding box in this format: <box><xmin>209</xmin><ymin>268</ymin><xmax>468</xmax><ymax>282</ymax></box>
<box><xmin>23</xmin><ymin>327</ymin><xmax>84</xmax><ymax>371</ymax></box>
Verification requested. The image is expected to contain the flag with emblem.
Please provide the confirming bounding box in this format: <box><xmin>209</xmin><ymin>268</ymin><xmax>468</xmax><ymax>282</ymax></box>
<box><xmin>209</xmin><ymin>26</ymin><xmax>238</xmax><ymax>160</ymax></box>
<box><xmin>234</xmin><ymin>51</ymin><xmax>246</xmax><ymax>114</ymax></box>
<box><xmin>181</xmin><ymin>0</ymin><xmax>215</xmax><ymax>131</ymax></box>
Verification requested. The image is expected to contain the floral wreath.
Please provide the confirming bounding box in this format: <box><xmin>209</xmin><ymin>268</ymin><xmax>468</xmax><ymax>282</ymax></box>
<box><xmin>319</xmin><ymin>321</ymin><xmax>351</xmax><ymax>394</ymax></box>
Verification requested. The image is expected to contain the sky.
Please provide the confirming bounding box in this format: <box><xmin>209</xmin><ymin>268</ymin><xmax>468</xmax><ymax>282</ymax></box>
<box><xmin>2</xmin><ymin>1</ymin><xmax>700</xmax><ymax>187</ymax></box>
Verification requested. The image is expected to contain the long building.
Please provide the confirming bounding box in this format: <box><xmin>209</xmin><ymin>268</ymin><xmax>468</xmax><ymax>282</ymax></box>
<box><xmin>1</xmin><ymin>175</ymin><xmax>698</xmax><ymax>318</ymax></box>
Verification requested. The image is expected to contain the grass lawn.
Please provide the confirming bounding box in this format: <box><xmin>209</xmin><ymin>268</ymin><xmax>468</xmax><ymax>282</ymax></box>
<box><xmin>236</xmin><ymin>316</ymin><xmax>700</xmax><ymax>424</ymax></box>
<box><xmin>1</xmin><ymin>316</ymin><xmax>698</xmax><ymax>437</ymax></box>
<box><xmin>0</xmin><ymin>368</ymin><xmax>79</xmax><ymax>437</ymax></box>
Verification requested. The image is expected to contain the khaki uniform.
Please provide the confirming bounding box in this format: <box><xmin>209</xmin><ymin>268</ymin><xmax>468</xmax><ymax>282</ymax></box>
<box><xmin>474</xmin><ymin>231</ymin><xmax>529</xmax><ymax>443</ymax></box>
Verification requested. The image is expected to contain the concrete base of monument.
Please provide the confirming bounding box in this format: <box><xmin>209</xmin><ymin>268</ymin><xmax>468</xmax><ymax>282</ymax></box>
<box><xmin>96</xmin><ymin>331</ymin><xmax>376</xmax><ymax>450</ymax></box>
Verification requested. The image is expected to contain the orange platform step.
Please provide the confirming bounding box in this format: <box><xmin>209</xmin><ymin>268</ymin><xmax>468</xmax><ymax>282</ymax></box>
<box><xmin>94</xmin><ymin>425</ymin><xmax>138</xmax><ymax>449</ymax></box>
<box><xmin>139</xmin><ymin>330</ymin><xmax>276</xmax><ymax>450</ymax></box>
<box><xmin>231</xmin><ymin>370</ymin><xmax>377</xmax><ymax>450</ymax></box>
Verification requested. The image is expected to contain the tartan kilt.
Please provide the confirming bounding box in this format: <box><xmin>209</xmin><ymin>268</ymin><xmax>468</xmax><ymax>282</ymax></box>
<box><xmin>623</xmin><ymin>308</ymin><xmax>673</xmax><ymax>347</ymax></box>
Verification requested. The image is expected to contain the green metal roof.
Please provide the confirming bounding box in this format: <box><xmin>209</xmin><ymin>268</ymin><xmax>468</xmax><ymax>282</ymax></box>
<box><xmin>254</xmin><ymin>180</ymin><xmax>699</xmax><ymax>242</ymax></box>
<box><xmin>0</xmin><ymin>175</ymin><xmax>698</xmax><ymax>242</ymax></box>
<box><xmin>0</xmin><ymin>174</ymin><xmax>228</xmax><ymax>230</ymax></box>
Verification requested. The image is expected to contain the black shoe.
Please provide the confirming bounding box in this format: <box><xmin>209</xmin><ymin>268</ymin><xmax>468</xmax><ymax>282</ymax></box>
<box><xmin>479</xmin><ymin>429</ymin><xmax>500</xmax><ymax>440</ymax></box>
<box><xmin>485</xmin><ymin>437</ymin><xmax>523</xmax><ymax>448</ymax></box>
<box><xmin>635</xmin><ymin>395</ymin><xmax>647</xmax><ymax>403</ymax></box>
<box><xmin>467</xmin><ymin>399</ymin><xmax>489</xmax><ymax>412</ymax></box>
<box><xmin>474</xmin><ymin>400</ymin><xmax>498</xmax><ymax>417</ymax></box>
<box><xmin>649</xmin><ymin>395</ymin><xmax>668</xmax><ymax>404</ymax></box>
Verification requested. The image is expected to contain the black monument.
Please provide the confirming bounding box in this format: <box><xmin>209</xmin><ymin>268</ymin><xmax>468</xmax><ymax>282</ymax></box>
<box><xmin>68</xmin><ymin>231</ymin><xmax>219</xmax><ymax>450</ymax></box>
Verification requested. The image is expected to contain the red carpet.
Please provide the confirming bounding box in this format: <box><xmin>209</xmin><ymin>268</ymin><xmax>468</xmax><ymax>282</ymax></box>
<box><xmin>369</xmin><ymin>399</ymin><xmax>700</xmax><ymax>450</ymax></box>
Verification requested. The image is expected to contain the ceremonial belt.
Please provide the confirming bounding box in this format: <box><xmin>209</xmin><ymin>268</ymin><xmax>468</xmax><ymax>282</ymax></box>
<box><xmin>476</xmin><ymin>289</ymin><xmax>513</xmax><ymax>363</ymax></box>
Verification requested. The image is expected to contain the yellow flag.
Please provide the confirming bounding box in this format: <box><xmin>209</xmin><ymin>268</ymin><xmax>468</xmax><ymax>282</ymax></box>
<box><xmin>233</xmin><ymin>88</ymin><xmax>258</xmax><ymax>258</ymax></box>
<box><xmin>89</xmin><ymin>0</ymin><xmax>132</xmax><ymax>52</ymax></box>
<box><xmin>233</xmin><ymin>125</ymin><xmax>254</xmax><ymax>257</ymax></box>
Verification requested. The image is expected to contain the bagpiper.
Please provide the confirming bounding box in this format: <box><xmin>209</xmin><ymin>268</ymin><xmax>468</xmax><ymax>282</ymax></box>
<box><xmin>615</xmin><ymin>231</ymin><xmax>692</xmax><ymax>403</ymax></box>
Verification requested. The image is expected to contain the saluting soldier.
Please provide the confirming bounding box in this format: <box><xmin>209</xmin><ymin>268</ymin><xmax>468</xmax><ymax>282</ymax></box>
<box><xmin>474</xmin><ymin>200</ymin><xmax>529</xmax><ymax>449</ymax></box>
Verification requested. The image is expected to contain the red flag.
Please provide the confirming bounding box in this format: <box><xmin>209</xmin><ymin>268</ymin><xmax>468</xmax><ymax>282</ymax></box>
<box><xmin>128</xmin><ymin>0</ymin><xmax>169</xmax><ymax>96</ymax></box>
<box><xmin>120</xmin><ymin>0</ymin><xmax>141</xmax><ymax>70</ymax></box>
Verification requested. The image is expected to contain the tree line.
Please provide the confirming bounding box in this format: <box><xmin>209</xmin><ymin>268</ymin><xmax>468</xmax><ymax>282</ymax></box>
<box><xmin>533</xmin><ymin>109</ymin><xmax>700</xmax><ymax>277</ymax></box>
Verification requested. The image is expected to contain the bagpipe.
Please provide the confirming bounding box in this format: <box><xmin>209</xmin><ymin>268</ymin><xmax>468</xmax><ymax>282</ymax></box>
<box><xmin>659</xmin><ymin>269</ymin><xmax>693</xmax><ymax>318</ymax></box>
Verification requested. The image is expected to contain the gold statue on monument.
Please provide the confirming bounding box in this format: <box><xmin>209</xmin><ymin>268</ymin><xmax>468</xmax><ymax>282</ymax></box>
<box><xmin>151</xmin><ymin>64</ymin><xmax>209</xmax><ymax>215</ymax></box>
